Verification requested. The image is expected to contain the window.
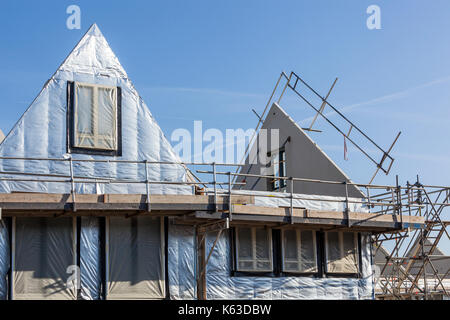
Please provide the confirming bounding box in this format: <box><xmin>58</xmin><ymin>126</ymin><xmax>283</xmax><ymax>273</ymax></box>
<box><xmin>13</xmin><ymin>217</ymin><xmax>76</xmax><ymax>300</ymax></box>
<box><xmin>232</xmin><ymin>228</ymin><xmax>360</xmax><ymax>278</ymax></box>
<box><xmin>270</xmin><ymin>148</ymin><xmax>286</xmax><ymax>191</ymax></box>
<box><xmin>235</xmin><ymin>227</ymin><xmax>273</xmax><ymax>272</ymax></box>
<box><xmin>282</xmin><ymin>229</ymin><xmax>318</xmax><ymax>273</ymax></box>
<box><xmin>325</xmin><ymin>231</ymin><xmax>359</xmax><ymax>274</ymax></box>
<box><xmin>106</xmin><ymin>216</ymin><xmax>165</xmax><ymax>299</ymax></box>
<box><xmin>68</xmin><ymin>82</ymin><xmax>121</xmax><ymax>155</ymax></box>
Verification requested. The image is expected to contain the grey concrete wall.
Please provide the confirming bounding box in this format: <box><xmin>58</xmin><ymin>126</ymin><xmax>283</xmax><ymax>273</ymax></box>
<box><xmin>237</xmin><ymin>103</ymin><xmax>364</xmax><ymax>198</ymax></box>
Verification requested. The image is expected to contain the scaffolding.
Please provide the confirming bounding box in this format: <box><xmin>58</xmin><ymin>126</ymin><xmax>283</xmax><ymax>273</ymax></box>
<box><xmin>236</xmin><ymin>71</ymin><xmax>401</xmax><ymax>186</ymax></box>
<box><xmin>373</xmin><ymin>176</ymin><xmax>450</xmax><ymax>300</ymax></box>
<box><xmin>238</xmin><ymin>71</ymin><xmax>450</xmax><ymax>300</ymax></box>
<box><xmin>0</xmin><ymin>156</ymin><xmax>448</xmax><ymax>299</ymax></box>
<box><xmin>0</xmin><ymin>71</ymin><xmax>448</xmax><ymax>300</ymax></box>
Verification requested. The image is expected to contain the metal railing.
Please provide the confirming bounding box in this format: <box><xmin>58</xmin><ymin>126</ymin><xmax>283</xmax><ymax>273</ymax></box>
<box><xmin>233</xmin><ymin>71</ymin><xmax>402</xmax><ymax>186</ymax></box>
<box><xmin>0</xmin><ymin>156</ymin><xmax>448</xmax><ymax>221</ymax></box>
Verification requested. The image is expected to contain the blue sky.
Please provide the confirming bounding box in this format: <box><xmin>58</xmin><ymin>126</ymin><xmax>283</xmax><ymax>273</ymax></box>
<box><xmin>0</xmin><ymin>1</ymin><xmax>449</xmax><ymax>249</ymax></box>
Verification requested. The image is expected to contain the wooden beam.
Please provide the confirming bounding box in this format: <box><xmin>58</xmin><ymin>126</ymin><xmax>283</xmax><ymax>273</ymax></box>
<box><xmin>195</xmin><ymin>208</ymin><xmax>424</xmax><ymax>230</ymax></box>
<box><xmin>0</xmin><ymin>193</ymin><xmax>254</xmax><ymax>205</ymax></box>
<box><xmin>196</xmin><ymin>229</ymin><xmax>206</xmax><ymax>300</ymax></box>
<box><xmin>0</xmin><ymin>192</ymin><xmax>424</xmax><ymax>230</ymax></box>
<box><xmin>0</xmin><ymin>193</ymin><xmax>255</xmax><ymax>214</ymax></box>
<box><xmin>231</xmin><ymin>205</ymin><xmax>423</xmax><ymax>224</ymax></box>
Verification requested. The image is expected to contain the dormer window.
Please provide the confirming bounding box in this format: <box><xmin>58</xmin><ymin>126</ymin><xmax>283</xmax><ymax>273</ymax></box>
<box><xmin>68</xmin><ymin>82</ymin><xmax>122</xmax><ymax>156</ymax></box>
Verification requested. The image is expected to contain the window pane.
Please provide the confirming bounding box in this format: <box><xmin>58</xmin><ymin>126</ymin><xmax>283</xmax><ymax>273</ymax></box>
<box><xmin>282</xmin><ymin>230</ymin><xmax>317</xmax><ymax>273</ymax></box>
<box><xmin>282</xmin><ymin>229</ymin><xmax>298</xmax><ymax>272</ymax></box>
<box><xmin>342</xmin><ymin>232</ymin><xmax>358</xmax><ymax>273</ymax></box>
<box><xmin>76</xmin><ymin>85</ymin><xmax>94</xmax><ymax>135</ymax></box>
<box><xmin>326</xmin><ymin>232</ymin><xmax>341</xmax><ymax>273</ymax></box>
<box><xmin>75</xmin><ymin>85</ymin><xmax>95</xmax><ymax>148</ymax></box>
<box><xmin>326</xmin><ymin>232</ymin><xmax>358</xmax><ymax>274</ymax></box>
<box><xmin>279</xmin><ymin>150</ymin><xmax>286</xmax><ymax>187</ymax></box>
<box><xmin>237</xmin><ymin>228</ymin><xmax>252</xmax><ymax>259</ymax></box>
<box><xmin>98</xmin><ymin>87</ymin><xmax>116</xmax><ymax>135</ymax></box>
<box><xmin>272</xmin><ymin>152</ymin><xmax>280</xmax><ymax>190</ymax></box>
<box><xmin>97</xmin><ymin>87</ymin><xmax>117</xmax><ymax>150</ymax></box>
<box><xmin>300</xmin><ymin>231</ymin><xmax>317</xmax><ymax>272</ymax></box>
<box><xmin>256</xmin><ymin>261</ymin><xmax>271</xmax><ymax>270</ymax></box>
<box><xmin>343</xmin><ymin>232</ymin><xmax>356</xmax><ymax>255</ymax></box>
<box><xmin>238</xmin><ymin>261</ymin><xmax>253</xmax><ymax>270</ymax></box>
<box><xmin>236</xmin><ymin>227</ymin><xmax>272</xmax><ymax>272</ymax></box>
<box><xmin>255</xmin><ymin>228</ymin><xmax>270</xmax><ymax>260</ymax></box>
<box><xmin>283</xmin><ymin>229</ymin><xmax>298</xmax><ymax>260</ymax></box>
<box><xmin>285</xmin><ymin>262</ymin><xmax>299</xmax><ymax>270</ymax></box>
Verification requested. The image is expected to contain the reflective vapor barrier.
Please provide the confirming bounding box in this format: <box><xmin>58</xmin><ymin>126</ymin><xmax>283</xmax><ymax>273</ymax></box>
<box><xmin>0</xmin><ymin>220</ymin><xmax>9</xmax><ymax>300</ymax></box>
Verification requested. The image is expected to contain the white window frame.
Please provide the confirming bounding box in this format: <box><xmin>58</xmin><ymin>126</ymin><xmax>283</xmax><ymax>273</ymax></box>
<box><xmin>235</xmin><ymin>227</ymin><xmax>273</xmax><ymax>272</ymax></box>
<box><xmin>73</xmin><ymin>82</ymin><xmax>118</xmax><ymax>151</ymax></box>
<box><xmin>281</xmin><ymin>229</ymin><xmax>318</xmax><ymax>273</ymax></box>
<box><xmin>325</xmin><ymin>231</ymin><xmax>359</xmax><ymax>274</ymax></box>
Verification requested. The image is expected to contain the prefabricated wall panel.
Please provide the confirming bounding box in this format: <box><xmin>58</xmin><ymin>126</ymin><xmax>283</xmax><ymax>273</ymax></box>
<box><xmin>106</xmin><ymin>216</ymin><xmax>165</xmax><ymax>300</ymax></box>
<box><xmin>13</xmin><ymin>217</ymin><xmax>76</xmax><ymax>300</ymax></box>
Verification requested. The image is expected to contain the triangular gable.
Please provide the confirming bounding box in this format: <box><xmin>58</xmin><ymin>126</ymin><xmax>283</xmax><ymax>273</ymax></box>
<box><xmin>237</xmin><ymin>102</ymin><xmax>364</xmax><ymax>198</ymax></box>
<box><xmin>0</xmin><ymin>24</ymin><xmax>189</xmax><ymax>195</ymax></box>
<box><xmin>0</xmin><ymin>129</ymin><xmax>4</xmax><ymax>144</ymax></box>
<box><xmin>406</xmin><ymin>239</ymin><xmax>445</xmax><ymax>257</ymax></box>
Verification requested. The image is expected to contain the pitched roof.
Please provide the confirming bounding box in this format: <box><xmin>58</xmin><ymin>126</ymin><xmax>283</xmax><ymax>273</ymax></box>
<box><xmin>237</xmin><ymin>102</ymin><xmax>365</xmax><ymax>198</ymax></box>
<box><xmin>0</xmin><ymin>24</ymin><xmax>189</xmax><ymax>195</ymax></box>
<box><xmin>374</xmin><ymin>242</ymin><xmax>450</xmax><ymax>279</ymax></box>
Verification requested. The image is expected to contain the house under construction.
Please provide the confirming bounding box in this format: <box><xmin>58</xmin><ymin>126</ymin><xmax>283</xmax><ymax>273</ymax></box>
<box><xmin>0</xmin><ymin>24</ymin><xmax>447</xmax><ymax>300</ymax></box>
